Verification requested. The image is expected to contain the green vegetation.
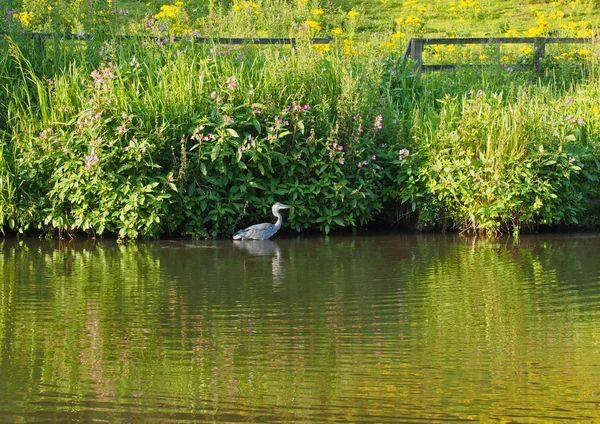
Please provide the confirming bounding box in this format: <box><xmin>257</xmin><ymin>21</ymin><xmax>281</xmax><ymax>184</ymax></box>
<box><xmin>1</xmin><ymin>0</ymin><xmax>600</xmax><ymax>239</ymax></box>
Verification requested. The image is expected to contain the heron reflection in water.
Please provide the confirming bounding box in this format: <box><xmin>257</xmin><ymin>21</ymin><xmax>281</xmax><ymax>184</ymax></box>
<box><xmin>233</xmin><ymin>202</ymin><xmax>291</xmax><ymax>240</ymax></box>
<box><xmin>234</xmin><ymin>240</ymin><xmax>285</xmax><ymax>287</ymax></box>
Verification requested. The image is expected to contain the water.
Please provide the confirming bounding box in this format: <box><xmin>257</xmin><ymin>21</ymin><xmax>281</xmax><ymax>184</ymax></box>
<box><xmin>1</xmin><ymin>234</ymin><xmax>600</xmax><ymax>422</ymax></box>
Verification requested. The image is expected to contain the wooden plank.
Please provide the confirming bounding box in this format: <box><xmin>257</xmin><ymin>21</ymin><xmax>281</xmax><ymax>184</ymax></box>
<box><xmin>0</xmin><ymin>31</ymin><xmax>331</xmax><ymax>45</ymax></box>
<box><xmin>404</xmin><ymin>36</ymin><xmax>596</xmax><ymax>71</ymax></box>
<box><xmin>422</xmin><ymin>63</ymin><xmax>528</xmax><ymax>71</ymax></box>
<box><xmin>546</xmin><ymin>37</ymin><xmax>593</xmax><ymax>44</ymax></box>
<box><xmin>421</xmin><ymin>37</ymin><xmax>534</xmax><ymax>45</ymax></box>
<box><xmin>411</xmin><ymin>39</ymin><xmax>425</xmax><ymax>68</ymax></box>
<box><xmin>419</xmin><ymin>36</ymin><xmax>593</xmax><ymax>45</ymax></box>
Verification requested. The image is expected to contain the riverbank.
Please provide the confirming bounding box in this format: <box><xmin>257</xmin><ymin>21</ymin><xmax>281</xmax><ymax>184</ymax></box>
<box><xmin>1</xmin><ymin>26</ymin><xmax>600</xmax><ymax>239</ymax></box>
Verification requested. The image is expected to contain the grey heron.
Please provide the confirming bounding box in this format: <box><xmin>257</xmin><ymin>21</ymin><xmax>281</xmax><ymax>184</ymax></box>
<box><xmin>233</xmin><ymin>202</ymin><xmax>291</xmax><ymax>240</ymax></box>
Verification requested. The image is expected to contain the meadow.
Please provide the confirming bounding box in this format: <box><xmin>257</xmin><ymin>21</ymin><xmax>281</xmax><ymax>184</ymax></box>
<box><xmin>1</xmin><ymin>0</ymin><xmax>600</xmax><ymax>239</ymax></box>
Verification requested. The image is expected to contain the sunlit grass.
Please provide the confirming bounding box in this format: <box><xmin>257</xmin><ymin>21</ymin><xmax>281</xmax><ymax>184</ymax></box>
<box><xmin>1</xmin><ymin>0</ymin><xmax>600</xmax><ymax>237</ymax></box>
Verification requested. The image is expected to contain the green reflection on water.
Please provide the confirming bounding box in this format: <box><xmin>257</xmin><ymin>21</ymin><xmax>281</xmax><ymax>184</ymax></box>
<box><xmin>0</xmin><ymin>235</ymin><xmax>599</xmax><ymax>422</ymax></box>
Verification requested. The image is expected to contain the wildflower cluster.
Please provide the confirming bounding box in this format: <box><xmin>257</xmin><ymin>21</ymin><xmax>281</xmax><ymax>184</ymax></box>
<box><xmin>326</xmin><ymin>138</ymin><xmax>345</xmax><ymax>165</ymax></box>
<box><xmin>90</xmin><ymin>62</ymin><xmax>117</xmax><ymax>88</ymax></box>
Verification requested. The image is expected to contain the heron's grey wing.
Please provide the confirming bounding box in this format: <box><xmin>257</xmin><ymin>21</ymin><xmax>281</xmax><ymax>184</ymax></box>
<box><xmin>233</xmin><ymin>223</ymin><xmax>277</xmax><ymax>240</ymax></box>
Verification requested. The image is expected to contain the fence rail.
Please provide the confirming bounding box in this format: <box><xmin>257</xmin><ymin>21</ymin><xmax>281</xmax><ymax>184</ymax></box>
<box><xmin>2</xmin><ymin>32</ymin><xmax>596</xmax><ymax>72</ymax></box>
<box><xmin>0</xmin><ymin>31</ymin><xmax>332</xmax><ymax>47</ymax></box>
<box><xmin>403</xmin><ymin>36</ymin><xmax>595</xmax><ymax>70</ymax></box>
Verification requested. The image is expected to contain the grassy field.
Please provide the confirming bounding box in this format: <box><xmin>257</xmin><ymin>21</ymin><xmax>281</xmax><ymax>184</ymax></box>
<box><xmin>1</xmin><ymin>0</ymin><xmax>600</xmax><ymax>239</ymax></box>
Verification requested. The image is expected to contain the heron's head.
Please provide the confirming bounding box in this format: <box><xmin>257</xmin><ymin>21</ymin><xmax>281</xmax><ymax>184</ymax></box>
<box><xmin>272</xmin><ymin>202</ymin><xmax>291</xmax><ymax>213</ymax></box>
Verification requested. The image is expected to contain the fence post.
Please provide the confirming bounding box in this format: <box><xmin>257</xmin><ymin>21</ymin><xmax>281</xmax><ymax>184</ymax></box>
<box><xmin>411</xmin><ymin>39</ymin><xmax>424</xmax><ymax>70</ymax></box>
<box><xmin>533</xmin><ymin>37</ymin><xmax>546</xmax><ymax>67</ymax></box>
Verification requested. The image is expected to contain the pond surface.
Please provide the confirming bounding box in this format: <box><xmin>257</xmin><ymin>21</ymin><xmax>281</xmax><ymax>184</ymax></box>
<box><xmin>1</xmin><ymin>234</ymin><xmax>600</xmax><ymax>422</ymax></box>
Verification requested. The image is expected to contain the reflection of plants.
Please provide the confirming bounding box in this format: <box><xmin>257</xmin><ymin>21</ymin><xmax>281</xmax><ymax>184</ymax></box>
<box><xmin>2</xmin><ymin>237</ymin><xmax>600</xmax><ymax>420</ymax></box>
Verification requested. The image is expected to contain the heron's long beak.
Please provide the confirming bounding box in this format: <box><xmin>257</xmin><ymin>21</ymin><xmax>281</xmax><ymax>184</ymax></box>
<box><xmin>281</xmin><ymin>204</ymin><xmax>292</xmax><ymax>209</ymax></box>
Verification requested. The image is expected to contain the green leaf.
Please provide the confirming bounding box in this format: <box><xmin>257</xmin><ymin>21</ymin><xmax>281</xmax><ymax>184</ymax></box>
<box><xmin>117</xmin><ymin>164</ymin><xmax>133</xmax><ymax>173</ymax></box>
<box><xmin>248</xmin><ymin>181</ymin><xmax>266</xmax><ymax>190</ymax></box>
<box><xmin>333</xmin><ymin>217</ymin><xmax>345</xmax><ymax>226</ymax></box>
<box><xmin>582</xmin><ymin>170</ymin><xmax>598</xmax><ymax>182</ymax></box>
<box><xmin>226</xmin><ymin>128</ymin><xmax>239</xmax><ymax>138</ymax></box>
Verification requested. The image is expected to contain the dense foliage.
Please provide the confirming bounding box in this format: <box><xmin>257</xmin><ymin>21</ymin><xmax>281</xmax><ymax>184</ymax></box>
<box><xmin>1</xmin><ymin>0</ymin><xmax>600</xmax><ymax>239</ymax></box>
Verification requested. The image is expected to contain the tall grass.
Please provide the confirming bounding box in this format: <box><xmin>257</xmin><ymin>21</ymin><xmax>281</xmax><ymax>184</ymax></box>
<box><xmin>1</xmin><ymin>3</ymin><xmax>600</xmax><ymax>238</ymax></box>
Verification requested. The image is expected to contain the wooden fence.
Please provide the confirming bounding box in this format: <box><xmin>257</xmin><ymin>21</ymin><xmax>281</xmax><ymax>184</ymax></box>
<box><xmin>403</xmin><ymin>36</ymin><xmax>595</xmax><ymax>71</ymax></box>
<box><xmin>0</xmin><ymin>31</ymin><xmax>331</xmax><ymax>49</ymax></box>
<box><xmin>2</xmin><ymin>32</ymin><xmax>596</xmax><ymax>71</ymax></box>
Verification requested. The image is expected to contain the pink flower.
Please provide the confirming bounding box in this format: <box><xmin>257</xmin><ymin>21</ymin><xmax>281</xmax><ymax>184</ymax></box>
<box><xmin>226</xmin><ymin>76</ymin><xmax>237</xmax><ymax>90</ymax></box>
<box><xmin>373</xmin><ymin>115</ymin><xmax>383</xmax><ymax>130</ymax></box>
<box><xmin>398</xmin><ymin>149</ymin><xmax>410</xmax><ymax>160</ymax></box>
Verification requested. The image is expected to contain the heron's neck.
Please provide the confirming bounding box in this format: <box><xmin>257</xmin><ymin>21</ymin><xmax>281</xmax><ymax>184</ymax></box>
<box><xmin>273</xmin><ymin>210</ymin><xmax>283</xmax><ymax>229</ymax></box>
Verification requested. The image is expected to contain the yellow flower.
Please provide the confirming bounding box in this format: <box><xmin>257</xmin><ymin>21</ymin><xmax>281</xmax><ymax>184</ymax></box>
<box><xmin>524</xmin><ymin>26</ymin><xmax>544</xmax><ymax>37</ymax></box>
<box><xmin>331</xmin><ymin>27</ymin><xmax>343</xmax><ymax>36</ymax></box>
<box><xmin>175</xmin><ymin>1</ymin><xmax>184</xmax><ymax>5</ymax></box>
<box><xmin>395</xmin><ymin>17</ymin><xmax>404</xmax><ymax>24</ymax></box>
<box><xmin>520</xmin><ymin>46</ymin><xmax>533</xmax><ymax>55</ymax></box>
<box><xmin>250</xmin><ymin>1</ymin><xmax>259</xmax><ymax>8</ymax></box>
<box><xmin>578</xmin><ymin>49</ymin><xmax>592</xmax><ymax>56</ymax></box>
<box><xmin>14</xmin><ymin>11</ymin><xmax>33</xmax><ymax>27</ymax></box>
<box><xmin>405</xmin><ymin>15</ymin><xmax>423</xmax><ymax>25</ymax></box>
<box><xmin>306</xmin><ymin>20</ymin><xmax>322</xmax><ymax>31</ymax></box>
<box><xmin>314</xmin><ymin>44</ymin><xmax>330</xmax><ymax>52</ymax></box>
<box><xmin>343</xmin><ymin>40</ymin><xmax>356</xmax><ymax>55</ymax></box>
<box><xmin>347</xmin><ymin>10</ymin><xmax>359</xmax><ymax>18</ymax></box>
<box><xmin>505</xmin><ymin>29</ymin><xmax>519</xmax><ymax>37</ymax></box>
<box><xmin>391</xmin><ymin>32</ymin><xmax>405</xmax><ymax>39</ymax></box>
<box><xmin>311</xmin><ymin>8</ymin><xmax>324</xmax><ymax>16</ymax></box>
<box><xmin>417</xmin><ymin>6</ymin><xmax>427</xmax><ymax>14</ymax></box>
<box><xmin>380</xmin><ymin>41</ymin><xmax>396</xmax><ymax>50</ymax></box>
